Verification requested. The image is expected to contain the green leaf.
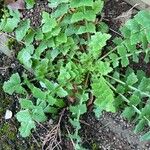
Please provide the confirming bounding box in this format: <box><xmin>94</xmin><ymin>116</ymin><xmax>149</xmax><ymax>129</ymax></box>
<box><xmin>50</xmin><ymin>48</ymin><xmax>59</xmax><ymax>60</ymax></box>
<box><xmin>32</xmin><ymin>106</ymin><xmax>47</xmax><ymax>122</ymax></box>
<box><xmin>26</xmin><ymin>81</ymin><xmax>47</xmax><ymax>100</ymax></box>
<box><xmin>57</xmin><ymin>87</ymin><xmax>68</xmax><ymax>97</ymax></box>
<box><xmin>92</xmin><ymin>76</ymin><xmax>115</xmax><ymax>113</ymax></box>
<box><xmin>52</xmin><ymin>3</ymin><xmax>69</xmax><ymax>18</ymax></box>
<box><xmin>70</xmin><ymin>104</ymin><xmax>87</xmax><ymax>115</ymax></box>
<box><xmin>16</xmin><ymin>110</ymin><xmax>35</xmax><ymax>137</ymax></box>
<box><xmin>77</xmin><ymin>23</ymin><xmax>96</xmax><ymax>34</ymax></box>
<box><xmin>24</xmin><ymin>29</ymin><xmax>35</xmax><ymax>46</ymax></box>
<box><xmin>140</xmin><ymin>131</ymin><xmax>150</xmax><ymax>141</ymax></box>
<box><xmin>135</xmin><ymin>10</ymin><xmax>150</xmax><ymax>28</ymax></box>
<box><xmin>55</xmin><ymin>99</ymin><xmax>65</xmax><ymax>107</ymax></box>
<box><xmin>116</xmin><ymin>84</ymin><xmax>125</xmax><ymax>94</ymax></box>
<box><xmin>69</xmin><ymin>118</ymin><xmax>81</xmax><ymax>129</ymax></box>
<box><xmin>97</xmin><ymin>22</ymin><xmax>109</xmax><ymax>33</ymax></box>
<box><xmin>126</xmin><ymin>72</ymin><xmax>138</xmax><ymax>86</ymax></box>
<box><xmin>25</xmin><ymin>0</ymin><xmax>35</xmax><ymax>9</ymax></box>
<box><xmin>125</xmin><ymin>19</ymin><xmax>140</xmax><ymax>33</ymax></box>
<box><xmin>129</xmin><ymin>94</ymin><xmax>140</xmax><ymax>106</ymax></box>
<box><xmin>49</xmin><ymin>0</ymin><xmax>69</xmax><ymax>7</ymax></box>
<box><xmin>20</xmin><ymin>99</ymin><xmax>35</xmax><ymax>109</ymax></box>
<box><xmin>3</xmin><ymin>73</ymin><xmax>25</xmax><ymax>95</ymax></box>
<box><xmin>1</xmin><ymin>9</ymin><xmax>20</xmax><ymax>32</ymax></box>
<box><xmin>42</xmin><ymin>12</ymin><xmax>57</xmax><ymax>33</ymax></box>
<box><xmin>138</xmin><ymin>77</ymin><xmax>150</xmax><ymax>95</ymax></box>
<box><xmin>122</xmin><ymin>107</ymin><xmax>135</xmax><ymax>120</ymax></box>
<box><xmin>44</xmin><ymin>106</ymin><xmax>58</xmax><ymax>114</ymax></box>
<box><xmin>32</xmin><ymin>86</ymin><xmax>47</xmax><ymax>100</ymax></box>
<box><xmin>71</xmin><ymin>10</ymin><xmax>96</xmax><ymax>23</ymax></box>
<box><xmin>89</xmin><ymin>32</ymin><xmax>111</xmax><ymax>58</ymax></box>
<box><xmin>15</xmin><ymin>19</ymin><xmax>30</xmax><ymax>41</ymax></box>
<box><xmin>47</xmin><ymin>95</ymin><xmax>57</xmax><ymax>106</ymax></box>
<box><xmin>55</xmin><ymin>33</ymin><xmax>67</xmax><ymax>46</ymax></box>
<box><xmin>134</xmin><ymin>119</ymin><xmax>146</xmax><ymax>133</ymax></box>
<box><xmin>71</xmin><ymin>12</ymin><xmax>84</xmax><ymax>23</ymax></box>
<box><xmin>84</xmin><ymin>10</ymin><xmax>96</xmax><ymax>22</ymax></box>
<box><xmin>35</xmin><ymin>28</ymin><xmax>44</xmax><ymax>40</ymax></box>
<box><xmin>109</xmin><ymin>53</ymin><xmax>119</xmax><ymax>68</ymax></box>
<box><xmin>42</xmin><ymin>79</ymin><xmax>56</xmax><ymax>91</ymax></box>
<box><xmin>120</xmin><ymin>26</ymin><xmax>131</xmax><ymax>38</ymax></box>
<box><xmin>145</xmin><ymin>28</ymin><xmax>150</xmax><ymax>42</ymax></box>
<box><xmin>70</xmin><ymin>0</ymin><xmax>93</xmax><ymax>8</ymax></box>
<box><xmin>33</xmin><ymin>41</ymin><xmax>47</xmax><ymax>59</ymax></box>
<box><xmin>117</xmin><ymin>44</ymin><xmax>129</xmax><ymax>67</ymax></box>
<box><xmin>17</xmin><ymin>45</ymin><xmax>34</xmax><ymax>68</ymax></box>
<box><xmin>35</xmin><ymin>58</ymin><xmax>49</xmax><ymax>77</ymax></box>
<box><xmin>95</xmin><ymin>61</ymin><xmax>113</xmax><ymax>75</ymax></box>
<box><xmin>58</xmin><ymin>66</ymin><xmax>71</xmax><ymax>84</ymax></box>
<box><xmin>93</xmin><ymin>107</ymin><xmax>102</xmax><ymax>118</ymax></box>
<box><xmin>92</xmin><ymin>0</ymin><xmax>104</xmax><ymax>14</ymax></box>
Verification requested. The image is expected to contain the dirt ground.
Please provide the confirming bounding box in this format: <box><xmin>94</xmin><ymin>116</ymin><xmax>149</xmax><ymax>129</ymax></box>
<box><xmin>0</xmin><ymin>0</ymin><xmax>150</xmax><ymax>150</ymax></box>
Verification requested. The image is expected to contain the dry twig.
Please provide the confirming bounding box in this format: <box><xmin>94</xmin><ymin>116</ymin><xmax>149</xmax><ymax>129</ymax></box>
<box><xmin>42</xmin><ymin>109</ymin><xmax>65</xmax><ymax>150</ymax></box>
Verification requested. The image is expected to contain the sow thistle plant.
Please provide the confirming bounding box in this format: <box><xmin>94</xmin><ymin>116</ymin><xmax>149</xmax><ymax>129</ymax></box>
<box><xmin>1</xmin><ymin>0</ymin><xmax>150</xmax><ymax>148</ymax></box>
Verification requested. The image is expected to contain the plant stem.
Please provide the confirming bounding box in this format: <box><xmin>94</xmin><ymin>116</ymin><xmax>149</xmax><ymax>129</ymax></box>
<box><xmin>105</xmin><ymin>80</ymin><xmax>150</xmax><ymax>126</ymax></box>
<box><xmin>100</xmin><ymin>47</ymin><xmax>117</xmax><ymax>60</ymax></box>
<box><xmin>105</xmin><ymin>74</ymin><xmax>150</xmax><ymax>98</ymax></box>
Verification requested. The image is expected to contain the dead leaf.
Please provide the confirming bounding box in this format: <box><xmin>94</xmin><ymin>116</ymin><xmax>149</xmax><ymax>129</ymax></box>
<box><xmin>87</xmin><ymin>93</ymin><xmax>94</xmax><ymax>107</ymax></box>
<box><xmin>7</xmin><ymin>0</ymin><xmax>25</xmax><ymax>10</ymax></box>
<box><xmin>67</xmin><ymin>96</ymin><xmax>75</xmax><ymax>103</ymax></box>
<box><xmin>0</xmin><ymin>33</ymin><xmax>12</xmax><ymax>57</ymax></box>
<box><xmin>114</xmin><ymin>4</ymin><xmax>139</xmax><ymax>26</ymax></box>
<box><xmin>4</xmin><ymin>0</ymin><xmax>15</xmax><ymax>5</ymax></box>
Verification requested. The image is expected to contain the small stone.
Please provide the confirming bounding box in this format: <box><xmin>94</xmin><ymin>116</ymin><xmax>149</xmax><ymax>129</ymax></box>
<box><xmin>5</xmin><ymin>109</ymin><xmax>13</xmax><ymax>120</ymax></box>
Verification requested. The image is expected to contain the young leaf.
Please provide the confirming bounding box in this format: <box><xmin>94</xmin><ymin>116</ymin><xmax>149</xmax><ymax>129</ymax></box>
<box><xmin>52</xmin><ymin>3</ymin><xmax>69</xmax><ymax>18</ymax></box>
<box><xmin>92</xmin><ymin>0</ymin><xmax>104</xmax><ymax>14</ymax></box>
<box><xmin>57</xmin><ymin>87</ymin><xmax>68</xmax><ymax>98</ymax></box>
<box><xmin>126</xmin><ymin>72</ymin><xmax>138</xmax><ymax>86</ymax></box>
<box><xmin>117</xmin><ymin>44</ymin><xmax>129</xmax><ymax>67</ymax></box>
<box><xmin>34</xmin><ymin>58</ymin><xmax>49</xmax><ymax>77</ymax></box>
<box><xmin>33</xmin><ymin>41</ymin><xmax>47</xmax><ymax>59</ymax></box>
<box><xmin>70</xmin><ymin>104</ymin><xmax>87</xmax><ymax>116</ymax></box>
<box><xmin>17</xmin><ymin>45</ymin><xmax>34</xmax><ymax>68</ymax></box>
<box><xmin>122</xmin><ymin>107</ymin><xmax>135</xmax><ymax>120</ymax></box>
<box><xmin>70</xmin><ymin>0</ymin><xmax>93</xmax><ymax>8</ymax></box>
<box><xmin>19</xmin><ymin>98</ymin><xmax>35</xmax><ymax>109</ymax></box>
<box><xmin>42</xmin><ymin>12</ymin><xmax>57</xmax><ymax>33</ymax></box>
<box><xmin>49</xmin><ymin>0</ymin><xmax>69</xmax><ymax>7</ymax></box>
<box><xmin>3</xmin><ymin>73</ymin><xmax>25</xmax><ymax>95</ymax></box>
<box><xmin>134</xmin><ymin>119</ymin><xmax>146</xmax><ymax>133</ymax></box>
<box><xmin>71</xmin><ymin>12</ymin><xmax>84</xmax><ymax>23</ymax></box>
<box><xmin>16</xmin><ymin>110</ymin><xmax>35</xmax><ymax>137</ymax></box>
<box><xmin>89</xmin><ymin>32</ymin><xmax>111</xmax><ymax>58</ymax></box>
<box><xmin>15</xmin><ymin>19</ymin><xmax>30</xmax><ymax>41</ymax></box>
<box><xmin>24</xmin><ymin>29</ymin><xmax>35</xmax><ymax>46</ymax></box>
<box><xmin>92</xmin><ymin>76</ymin><xmax>115</xmax><ymax>113</ymax></box>
<box><xmin>1</xmin><ymin>9</ymin><xmax>20</xmax><ymax>32</ymax></box>
<box><xmin>32</xmin><ymin>106</ymin><xmax>47</xmax><ymax>122</ymax></box>
<box><xmin>25</xmin><ymin>0</ymin><xmax>35</xmax><ymax>9</ymax></box>
<box><xmin>47</xmin><ymin>95</ymin><xmax>57</xmax><ymax>106</ymax></box>
<box><xmin>140</xmin><ymin>131</ymin><xmax>150</xmax><ymax>141</ymax></box>
<box><xmin>31</xmin><ymin>86</ymin><xmax>47</xmax><ymax>100</ymax></box>
<box><xmin>95</xmin><ymin>61</ymin><xmax>113</xmax><ymax>75</ymax></box>
<box><xmin>129</xmin><ymin>94</ymin><xmax>140</xmax><ymax>106</ymax></box>
<box><xmin>35</xmin><ymin>28</ymin><xmax>44</xmax><ymax>40</ymax></box>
